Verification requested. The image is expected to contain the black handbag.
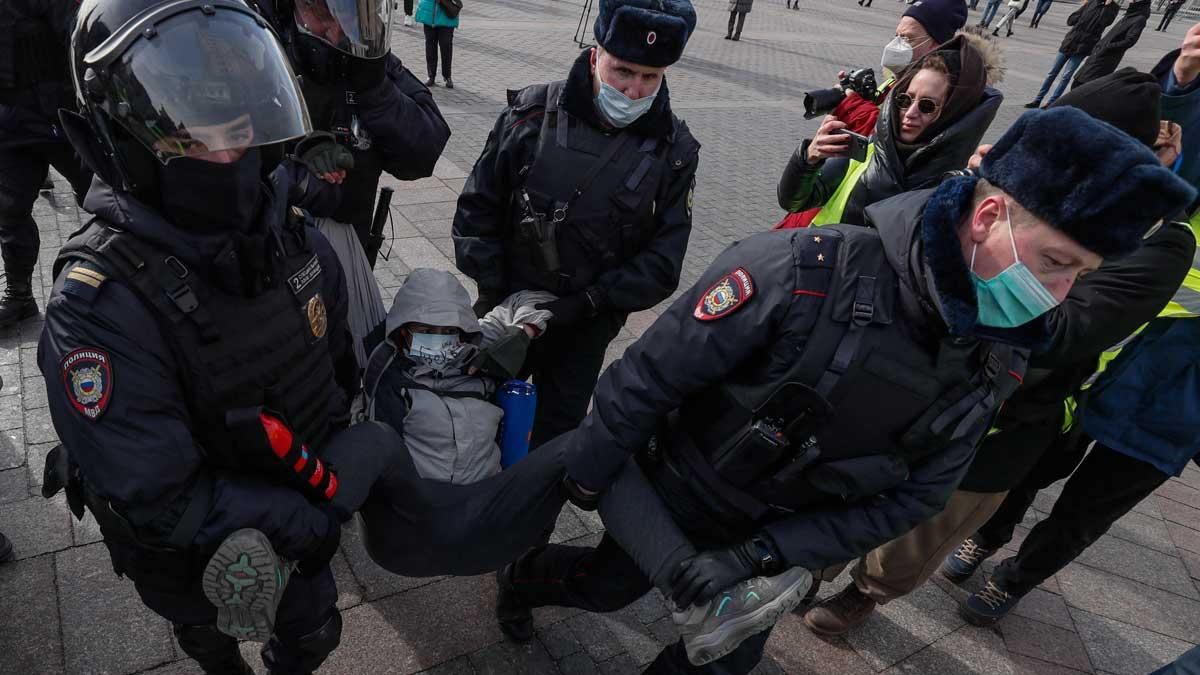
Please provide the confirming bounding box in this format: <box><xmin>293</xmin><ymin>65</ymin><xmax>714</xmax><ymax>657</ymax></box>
<box><xmin>436</xmin><ymin>0</ymin><xmax>462</xmax><ymax>19</ymax></box>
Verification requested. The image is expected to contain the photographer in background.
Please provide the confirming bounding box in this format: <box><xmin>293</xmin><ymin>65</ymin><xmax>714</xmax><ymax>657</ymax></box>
<box><xmin>829</xmin><ymin>0</ymin><xmax>969</xmax><ymax>136</ymax></box>
<box><xmin>779</xmin><ymin>33</ymin><xmax>1002</xmax><ymax>227</ymax></box>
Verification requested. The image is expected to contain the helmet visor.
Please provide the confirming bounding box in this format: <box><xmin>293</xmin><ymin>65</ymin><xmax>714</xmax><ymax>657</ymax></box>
<box><xmin>295</xmin><ymin>0</ymin><xmax>393</xmax><ymax>58</ymax></box>
<box><xmin>100</xmin><ymin>7</ymin><xmax>311</xmax><ymax>163</ymax></box>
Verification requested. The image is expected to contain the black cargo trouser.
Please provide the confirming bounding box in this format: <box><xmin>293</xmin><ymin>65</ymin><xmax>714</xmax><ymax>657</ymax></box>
<box><xmin>986</xmin><ymin>441</ymin><xmax>1171</xmax><ymax>596</ymax></box>
<box><xmin>0</xmin><ymin>141</ymin><xmax>91</xmax><ymax>273</ymax></box>
<box><xmin>522</xmin><ymin>310</ymin><xmax>626</xmax><ymax>449</ymax></box>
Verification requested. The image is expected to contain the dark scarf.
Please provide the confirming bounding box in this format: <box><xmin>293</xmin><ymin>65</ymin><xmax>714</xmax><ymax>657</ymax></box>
<box><xmin>560</xmin><ymin>49</ymin><xmax>676</xmax><ymax>140</ymax></box>
<box><xmin>919</xmin><ymin>176</ymin><xmax>1050</xmax><ymax>348</ymax></box>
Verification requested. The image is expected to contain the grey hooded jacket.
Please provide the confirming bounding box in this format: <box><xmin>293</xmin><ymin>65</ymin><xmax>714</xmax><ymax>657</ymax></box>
<box><xmin>361</xmin><ymin>268</ymin><xmax>553</xmax><ymax>484</ymax></box>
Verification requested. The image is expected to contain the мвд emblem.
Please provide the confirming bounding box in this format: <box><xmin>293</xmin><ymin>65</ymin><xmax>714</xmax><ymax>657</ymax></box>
<box><xmin>694</xmin><ymin>267</ymin><xmax>755</xmax><ymax>321</ymax></box>
<box><xmin>307</xmin><ymin>293</ymin><xmax>328</xmax><ymax>339</ymax></box>
<box><xmin>61</xmin><ymin>348</ymin><xmax>113</xmax><ymax>421</ymax></box>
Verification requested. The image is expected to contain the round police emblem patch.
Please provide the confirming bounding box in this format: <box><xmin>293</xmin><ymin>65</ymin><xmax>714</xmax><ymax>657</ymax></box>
<box><xmin>647</xmin><ymin>31</ymin><xmax>657</xmax><ymax>45</ymax></box>
<box><xmin>61</xmin><ymin>348</ymin><xmax>113</xmax><ymax>421</ymax></box>
<box><xmin>307</xmin><ymin>293</ymin><xmax>328</xmax><ymax>339</ymax></box>
<box><xmin>694</xmin><ymin>267</ymin><xmax>755</xmax><ymax>321</ymax></box>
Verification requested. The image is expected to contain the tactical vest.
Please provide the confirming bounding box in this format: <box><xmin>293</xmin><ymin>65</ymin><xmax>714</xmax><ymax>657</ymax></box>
<box><xmin>55</xmin><ymin>221</ymin><xmax>347</xmax><ymax>470</ymax></box>
<box><xmin>510</xmin><ymin>81</ymin><xmax>670</xmax><ymax>296</ymax></box>
<box><xmin>660</xmin><ymin>226</ymin><xmax>1025</xmax><ymax>527</ymax></box>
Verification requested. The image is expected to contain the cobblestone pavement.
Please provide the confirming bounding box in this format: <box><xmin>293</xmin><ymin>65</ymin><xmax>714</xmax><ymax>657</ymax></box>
<box><xmin>2</xmin><ymin>0</ymin><xmax>1199</xmax><ymax>673</ymax></box>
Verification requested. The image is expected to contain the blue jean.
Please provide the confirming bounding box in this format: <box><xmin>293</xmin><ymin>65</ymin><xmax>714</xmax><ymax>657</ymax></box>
<box><xmin>1034</xmin><ymin>51</ymin><xmax>1084</xmax><ymax>105</ymax></box>
<box><xmin>980</xmin><ymin>0</ymin><xmax>1003</xmax><ymax>26</ymax></box>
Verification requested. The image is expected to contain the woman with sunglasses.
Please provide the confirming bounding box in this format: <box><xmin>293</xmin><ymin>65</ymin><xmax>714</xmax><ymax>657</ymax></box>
<box><xmin>777</xmin><ymin>32</ymin><xmax>1003</xmax><ymax>228</ymax></box>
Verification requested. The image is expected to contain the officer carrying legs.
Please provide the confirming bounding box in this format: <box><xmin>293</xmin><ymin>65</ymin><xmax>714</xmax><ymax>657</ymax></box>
<box><xmin>0</xmin><ymin>1</ymin><xmax>93</xmax><ymax>328</ymax></box>
<box><xmin>496</xmin><ymin>109</ymin><xmax>1195</xmax><ymax>673</ymax></box>
<box><xmin>452</xmin><ymin>0</ymin><xmax>702</xmax><ymax>449</ymax></box>
<box><xmin>39</xmin><ymin>1</ymin><xmax>364</xmax><ymax>672</ymax></box>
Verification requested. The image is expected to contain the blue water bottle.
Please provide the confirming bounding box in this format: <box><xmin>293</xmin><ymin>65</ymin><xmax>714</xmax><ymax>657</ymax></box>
<box><xmin>496</xmin><ymin>380</ymin><xmax>537</xmax><ymax>468</ymax></box>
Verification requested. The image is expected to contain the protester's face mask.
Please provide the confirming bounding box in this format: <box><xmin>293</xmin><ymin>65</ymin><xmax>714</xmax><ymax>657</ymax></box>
<box><xmin>408</xmin><ymin>330</ymin><xmax>465</xmax><ymax>371</ymax></box>
<box><xmin>970</xmin><ymin>202</ymin><xmax>1060</xmax><ymax>328</ymax></box>
<box><xmin>595</xmin><ymin>69</ymin><xmax>660</xmax><ymax>128</ymax></box>
<box><xmin>881</xmin><ymin>36</ymin><xmax>916</xmax><ymax>74</ymax></box>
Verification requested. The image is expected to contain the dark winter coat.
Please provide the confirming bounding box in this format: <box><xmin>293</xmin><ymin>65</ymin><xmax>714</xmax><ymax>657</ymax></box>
<box><xmin>959</xmin><ymin>220</ymin><xmax>1197</xmax><ymax>491</ymax></box>
<box><xmin>1073</xmin><ymin>0</ymin><xmax>1152</xmax><ymax>86</ymax></box>
<box><xmin>1060</xmin><ymin>0</ymin><xmax>1121</xmax><ymax>56</ymax></box>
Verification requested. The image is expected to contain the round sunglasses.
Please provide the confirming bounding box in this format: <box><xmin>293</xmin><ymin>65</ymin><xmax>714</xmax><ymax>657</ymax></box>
<box><xmin>896</xmin><ymin>93</ymin><xmax>941</xmax><ymax>117</ymax></box>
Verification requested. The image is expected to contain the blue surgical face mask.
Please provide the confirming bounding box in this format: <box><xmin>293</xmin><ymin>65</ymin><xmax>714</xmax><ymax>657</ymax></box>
<box><xmin>595</xmin><ymin>69</ymin><xmax>660</xmax><ymax>128</ymax></box>
<box><xmin>408</xmin><ymin>331</ymin><xmax>463</xmax><ymax>371</ymax></box>
<box><xmin>971</xmin><ymin>202</ymin><xmax>1060</xmax><ymax>329</ymax></box>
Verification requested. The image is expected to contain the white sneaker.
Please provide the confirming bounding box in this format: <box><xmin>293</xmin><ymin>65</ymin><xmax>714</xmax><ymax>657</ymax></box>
<box><xmin>403</xmin><ymin>15</ymin><xmax>413</xmax><ymax>26</ymax></box>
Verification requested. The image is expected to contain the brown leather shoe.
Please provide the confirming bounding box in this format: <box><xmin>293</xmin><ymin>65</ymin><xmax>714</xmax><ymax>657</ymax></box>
<box><xmin>802</xmin><ymin>584</ymin><xmax>877</xmax><ymax>636</ymax></box>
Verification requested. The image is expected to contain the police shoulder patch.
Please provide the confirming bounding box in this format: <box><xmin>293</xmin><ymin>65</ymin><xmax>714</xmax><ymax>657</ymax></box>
<box><xmin>61</xmin><ymin>348</ymin><xmax>113</xmax><ymax>422</ymax></box>
<box><xmin>694</xmin><ymin>268</ymin><xmax>755</xmax><ymax>321</ymax></box>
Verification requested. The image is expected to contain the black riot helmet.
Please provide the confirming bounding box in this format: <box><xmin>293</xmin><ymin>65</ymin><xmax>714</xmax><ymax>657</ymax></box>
<box><xmin>66</xmin><ymin>0</ymin><xmax>312</xmax><ymax>190</ymax></box>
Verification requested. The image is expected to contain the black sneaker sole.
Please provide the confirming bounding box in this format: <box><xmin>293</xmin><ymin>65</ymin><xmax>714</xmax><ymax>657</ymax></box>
<box><xmin>685</xmin><ymin>569</ymin><xmax>814</xmax><ymax>667</ymax></box>
<box><xmin>202</xmin><ymin>529</ymin><xmax>289</xmax><ymax>642</ymax></box>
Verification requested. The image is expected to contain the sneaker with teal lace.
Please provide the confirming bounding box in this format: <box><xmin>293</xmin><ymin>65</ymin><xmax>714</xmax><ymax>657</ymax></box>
<box><xmin>673</xmin><ymin>567</ymin><xmax>813</xmax><ymax>666</ymax></box>
<box><xmin>960</xmin><ymin>578</ymin><xmax>1023</xmax><ymax>626</ymax></box>
<box><xmin>202</xmin><ymin>529</ymin><xmax>293</xmax><ymax>642</ymax></box>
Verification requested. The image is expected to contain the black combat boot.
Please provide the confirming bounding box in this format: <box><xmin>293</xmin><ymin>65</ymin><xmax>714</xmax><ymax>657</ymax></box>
<box><xmin>0</xmin><ymin>269</ymin><xmax>38</xmax><ymax>328</ymax></box>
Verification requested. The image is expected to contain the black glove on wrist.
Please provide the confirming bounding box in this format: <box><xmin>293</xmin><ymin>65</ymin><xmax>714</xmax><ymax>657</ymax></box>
<box><xmin>345</xmin><ymin>54</ymin><xmax>388</xmax><ymax>93</ymax></box>
<box><xmin>295</xmin><ymin>507</ymin><xmax>341</xmax><ymax>577</ymax></box>
<box><xmin>669</xmin><ymin>536</ymin><xmax>782</xmax><ymax>609</ymax></box>
<box><xmin>561</xmin><ymin>475</ymin><xmax>601</xmax><ymax>511</ymax></box>
<box><xmin>536</xmin><ymin>290</ymin><xmax>601</xmax><ymax>327</ymax></box>
<box><xmin>293</xmin><ymin>131</ymin><xmax>355</xmax><ymax>176</ymax></box>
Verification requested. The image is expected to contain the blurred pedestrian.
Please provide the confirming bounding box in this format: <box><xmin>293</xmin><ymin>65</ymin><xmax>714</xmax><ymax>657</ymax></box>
<box><xmin>416</xmin><ymin>0</ymin><xmax>459</xmax><ymax>88</ymax></box>
<box><xmin>1025</xmin><ymin>0</ymin><xmax>1119</xmax><ymax>107</ymax></box>
<box><xmin>727</xmin><ymin>0</ymin><xmax>752</xmax><ymax>39</ymax></box>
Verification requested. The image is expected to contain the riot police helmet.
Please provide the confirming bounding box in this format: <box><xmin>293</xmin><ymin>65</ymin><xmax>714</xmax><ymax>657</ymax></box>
<box><xmin>69</xmin><ymin>0</ymin><xmax>311</xmax><ymax>181</ymax></box>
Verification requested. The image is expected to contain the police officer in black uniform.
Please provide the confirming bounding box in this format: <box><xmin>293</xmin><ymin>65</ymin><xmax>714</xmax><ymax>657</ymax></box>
<box><xmin>251</xmin><ymin>0</ymin><xmax>451</xmax><ymax>252</ymax></box>
<box><xmin>452</xmin><ymin>0</ymin><xmax>701</xmax><ymax>448</ymax></box>
<box><xmin>39</xmin><ymin>1</ymin><xmax>362</xmax><ymax>672</ymax></box>
<box><xmin>497</xmin><ymin>108</ymin><xmax>1195</xmax><ymax>673</ymax></box>
<box><xmin>0</xmin><ymin>0</ymin><xmax>93</xmax><ymax>328</ymax></box>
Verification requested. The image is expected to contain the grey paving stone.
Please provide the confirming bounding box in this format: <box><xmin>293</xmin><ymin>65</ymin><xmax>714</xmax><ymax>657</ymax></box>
<box><xmin>1070</xmin><ymin>608</ymin><xmax>1195</xmax><ymax>675</ymax></box>
<box><xmin>0</xmin><ymin>493</ymin><xmax>72</xmax><ymax>560</ymax></box>
<box><xmin>322</xmin><ymin>574</ymin><xmax>504</xmax><ymax>674</ymax></box>
<box><xmin>998</xmin><ymin>615</ymin><xmax>1092</xmax><ymax>672</ymax></box>
<box><xmin>469</xmin><ymin>638</ymin><xmax>558</xmax><ymax>674</ymax></box>
<box><xmin>764</xmin><ymin>613</ymin><xmax>875</xmax><ymax>675</ymax></box>
<box><xmin>0</xmin><ymin>426</ymin><xmax>23</xmax><ymax>470</ymax></box>
<box><xmin>0</xmin><ymin>554</ymin><xmax>64</xmax><ymax>673</ymax></box>
<box><xmin>1010</xmin><ymin>587</ymin><xmax>1075</xmax><ymax>632</ymax></box>
<box><xmin>1074</xmin><ymin>536</ymin><xmax>1199</xmax><ymax>600</ymax></box>
<box><xmin>845</xmin><ymin>577</ymin><xmax>966</xmax><ymax>670</ymax></box>
<box><xmin>1057</xmin><ymin>564</ymin><xmax>1200</xmax><ymax>644</ymax></box>
<box><xmin>0</xmin><ymin>466</ymin><xmax>28</xmax><ymax>503</ymax></box>
<box><xmin>57</xmin><ymin>542</ymin><xmax>175</xmax><ymax>674</ymax></box>
<box><xmin>886</xmin><ymin>624</ymin><xmax>1014</xmax><ymax>675</ymax></box>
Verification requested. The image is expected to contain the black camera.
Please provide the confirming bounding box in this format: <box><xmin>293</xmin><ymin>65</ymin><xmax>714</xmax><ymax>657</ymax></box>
<box><xmin>803</xmin><ymin>68</ymin><xmax>879</xmax><ymax>120</ymax></box>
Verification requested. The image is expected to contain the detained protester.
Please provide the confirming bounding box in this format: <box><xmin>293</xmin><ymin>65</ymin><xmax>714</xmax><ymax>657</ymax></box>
<box><xmin>831</xmin><ymin>0</ymin><xmax>968</xmax><ymax>137</ymax></box>
<box><xmin>493</xmin><ymin>108</ymin><xmax>1194</xmax><ymax>673</ymax></box>
<box><xmin>452</xmin><ymin>0</ymin><xmax>701</xmax><ymax>449</ymax></box>
<box><xmin>778</xmin><ymin>33</ymin><xmax>1002</xmax><ymax>228</ymax></box>
<box><xmin>37</xmin><ymin>1</ymin><xmax>366</xmax><ymax>672</ymax></box>
<box><xmin>802</xmin><ymin>69</ymin><xmax>1200</xmax><ymax>636</ymax></box>
<box><xmin>0</xmin><ymin>0</ymin><xmax>93</xmax><ymax>329</ymax></box>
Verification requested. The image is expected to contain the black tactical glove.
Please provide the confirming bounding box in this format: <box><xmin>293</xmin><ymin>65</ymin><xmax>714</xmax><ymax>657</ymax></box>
<box><xmin>345</xmin><ymin>54</ymin><xmax>388</xmax><ymax>93</ymax></box>
<box><xmin>293</xmin><ymin>131</ymin><xmax>355</xmax><ymax>177</ymax></box>
<box><xmin>295</xmin><ymin>507</ymin><xmax>342</xmax><ymax>577</ymax></box>
<box><xmin>473</xmin><ymin>291</ymin><xmax>503</xmax><ymax>319</ymax></box>
<box><xmin>536</xmin><ymin>288</ymin><xmax>603</xmax><ymax>327</ymax></box>
<box><xmin>562</xmin><ymin>475</ymin><xmax>601</xmax><ymax>511</ymax></box>
<box><xmin>670</xmin><ymin>535</ymin><xmax>783</xmax><ymax>609</ymax></box>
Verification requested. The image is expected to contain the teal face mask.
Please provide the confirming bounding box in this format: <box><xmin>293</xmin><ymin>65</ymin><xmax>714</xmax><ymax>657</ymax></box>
<box><xmin>970</xmin><ymin>202</ymin><xmax>1060</xmax><ymax>328</ymax></box>
<box><xmin>595</xmin><ymin>70</ymin><xmax>659</xmax><ymax>128</ymax></box>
